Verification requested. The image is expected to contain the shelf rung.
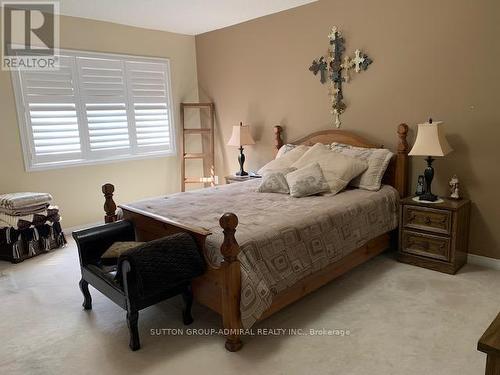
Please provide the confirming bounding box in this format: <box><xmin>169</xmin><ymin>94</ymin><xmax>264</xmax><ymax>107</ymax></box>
<box><xmin>181</xmin><ymin>103</ymin><xmax>214</xmax><ymax>108</ymax></box>
<box><xmin>185</xmin><ymin>177</ymin><xmax>216</xmax><ymax>184</ymax></box>
<box><xmin>184</xmin><ymin>153</ymin><xmax>206</xmax><ymax>159</ymax></box>
<box><xmin>184</xmin><ymin>128</ymin><xmax>212</xmax><ymax>134</ymax></box>
<box><xmin>180</xmin><ymin>102</ymin><xmax>215</xmax><ymax>191</ymax></box>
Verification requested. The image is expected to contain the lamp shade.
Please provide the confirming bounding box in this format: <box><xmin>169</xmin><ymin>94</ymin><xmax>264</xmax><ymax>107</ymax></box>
<box><xmin>409</xmin><ymin>120</ymin><xmax>453</xmax><ymax>157</ymax></box>
<box><xmin>227</xmin><ymin>122</ymin><xmax>256</xmax><ymax>147</ymax></box>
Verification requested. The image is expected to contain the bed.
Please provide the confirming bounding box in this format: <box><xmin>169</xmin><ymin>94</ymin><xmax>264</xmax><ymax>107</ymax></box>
<box><xmin>101</xmin><ymin>124</ymin><xmax>410</xmax><ymax>351</ymax></box>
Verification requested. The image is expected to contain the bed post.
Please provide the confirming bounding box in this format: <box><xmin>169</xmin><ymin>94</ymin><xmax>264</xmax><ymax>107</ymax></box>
<box><xmin>219</xmin><ymin>212</ymin><xmax>243</xmax><ymax>352</ymax></box>
<box><xmin>102</xmin><ymin>183</ymin><xmax>118</xmax><ymax>223</ymax></box>
<box><xmin>395</xmin><ymin>124</ymin><xmax>409</xmax><ymax>198</ymax></box>
<box><xmin>274</xmin><ymin>125</ymin><xmax>283</xmax><ymax>156</ymax></box>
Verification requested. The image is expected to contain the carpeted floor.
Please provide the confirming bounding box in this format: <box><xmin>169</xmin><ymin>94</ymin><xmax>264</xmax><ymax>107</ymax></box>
<box><xmin>1</xmin><ymin>238</ymin><xmax>499</xmax><ymax>375</ymax></box>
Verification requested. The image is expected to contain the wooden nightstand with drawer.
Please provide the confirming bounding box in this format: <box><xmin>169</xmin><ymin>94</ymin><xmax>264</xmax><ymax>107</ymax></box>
<box><xmin>398</xmin><ymin>196</ymin><xmax>471</xmax><ymax>274</ymax></box>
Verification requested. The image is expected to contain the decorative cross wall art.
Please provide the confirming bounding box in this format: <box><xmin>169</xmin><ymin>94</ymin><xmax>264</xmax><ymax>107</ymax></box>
<box><xmin>309</xmin><ymin>26</ymin><xmax>373</xmax><ymax>128</ymax></box>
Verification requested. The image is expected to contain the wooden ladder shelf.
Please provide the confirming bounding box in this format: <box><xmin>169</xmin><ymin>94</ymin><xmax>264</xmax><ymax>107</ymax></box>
<box><xmin>180</xmin><ymin>103</ymin><xmax>216</xmax><ymax>192</ymax></box>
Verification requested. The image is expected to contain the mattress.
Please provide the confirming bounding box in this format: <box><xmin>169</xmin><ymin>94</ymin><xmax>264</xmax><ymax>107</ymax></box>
<box><xmin>125</xmin><ymin>179</ymin><xmax>399</xmax><ymax>328</ymax></box>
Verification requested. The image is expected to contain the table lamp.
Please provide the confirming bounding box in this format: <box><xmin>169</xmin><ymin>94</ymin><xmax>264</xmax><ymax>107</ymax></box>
<box><xmin>227</xmin><ymin>122</ymin><xmax>256</xmax><ymax>176</ymax></box>
<box><xmin>409</xmin><ymin>118</ymin><xmax>453</xmax><ymax>202</ymax></box>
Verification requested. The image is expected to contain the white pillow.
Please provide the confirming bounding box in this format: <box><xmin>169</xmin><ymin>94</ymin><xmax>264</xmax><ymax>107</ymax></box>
<box><xmin>285</xmin><ymin>163</ymin><xmax>330</xmax><ymax>198</ymax></box>
<box><xmin>292</xmin><ymin>143</ymin><xmax>368</xmax><ymax>195</ymax></box>
<box><xmin>257</xmin><ymin>168</ymin><xmax>296</xmax><ymax>194</ymax></box>
<box><xmin>258</xmin><ymin>145</ymin><xmax>308</xmax><ymax>175</ymax></box>
<box><xmin>275</xmin><ymin>144</ymin><xmax>297</xmax><ymax>159</ymax></box>
<box><xmin>330</xmin><ymin>142</ymin><xmax>394</xmax><ymax>191</ymax></box>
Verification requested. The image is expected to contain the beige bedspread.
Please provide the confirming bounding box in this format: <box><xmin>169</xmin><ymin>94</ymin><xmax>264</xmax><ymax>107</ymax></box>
<box><xmin>124</xmin><ymin>180</ymin><xmax>399</xmax><ymax>328</ymax></box>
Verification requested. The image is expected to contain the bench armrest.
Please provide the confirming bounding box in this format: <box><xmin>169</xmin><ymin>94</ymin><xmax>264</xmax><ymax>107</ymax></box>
<box><xmin>73</xmin><ymin>221</ymin><xmax>135</xmax><ymax>266</ymax></box>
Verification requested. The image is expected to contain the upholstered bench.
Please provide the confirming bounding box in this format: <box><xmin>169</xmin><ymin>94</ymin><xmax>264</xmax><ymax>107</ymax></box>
<box><xmin>72</xmin><ymin>221</ymin><xmax>205</xmax><ymax>351</ymax></box>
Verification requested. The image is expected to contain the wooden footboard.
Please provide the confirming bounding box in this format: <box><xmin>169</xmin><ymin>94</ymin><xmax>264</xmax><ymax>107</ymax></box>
<box><xmin>103</xmin><ymin>189</ymin><xmax>243</xmax><ymax>351</ymax></box>
<box><xmin>99</xmin><ymin>123</ymin><xmax>409</xmax><ymax>352</ymax></box>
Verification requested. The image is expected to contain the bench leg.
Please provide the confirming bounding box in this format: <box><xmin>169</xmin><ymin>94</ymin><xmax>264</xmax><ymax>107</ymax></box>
<box><xmin>182</xmin><ymin>285</ymin><xmax>194</xmax><ymax>325</ymax></box>
<box><xmin>127</xmin><ymin>310</ymin><xmax>140</xmax><ymax>351</ymax></box>
<box><xmin>79</xmin><ymin>278</ymin><xmax>92</xmax><ymax>310</ymax></box>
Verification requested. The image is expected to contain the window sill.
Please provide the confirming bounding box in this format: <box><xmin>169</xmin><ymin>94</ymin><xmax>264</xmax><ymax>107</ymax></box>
<box><xmin>25</xmin><ymin>150</ymin><xmax>177</xmax><ymax>172</ymax></box>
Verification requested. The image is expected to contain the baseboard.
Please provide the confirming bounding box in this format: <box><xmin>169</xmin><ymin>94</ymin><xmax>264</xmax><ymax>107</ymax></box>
<box><xmin>467</xmin><ymin>254</ymin><xmax>500</xmax><ymax>270</ymax></box>
<box><xmin>63</xmin><ymin>222</ymin><xmax>103</xmax><ymax>235</ymax></box>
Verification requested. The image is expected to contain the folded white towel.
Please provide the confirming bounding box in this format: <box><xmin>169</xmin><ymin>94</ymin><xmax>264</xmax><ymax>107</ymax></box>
<box><xmin>0</xmin><ymin>192</ymin><xmax>52</xmax><ymax>210</ymax></box>
<box><xmin>0</xmin><ymin>203</ymin><xmax>50</xmax><ymax>216</ymax></box>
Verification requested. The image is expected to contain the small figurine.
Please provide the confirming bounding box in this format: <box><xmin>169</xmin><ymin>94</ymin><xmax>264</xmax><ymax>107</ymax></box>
<box><xmin>416</xmin><ymin>175</ymin><xmax>425</xmax><ymax>196</ymax></box>
<box><xmin>449</xmin><ymin>175</ymin><xmax>460</xmax><ymax>199</ymax></box>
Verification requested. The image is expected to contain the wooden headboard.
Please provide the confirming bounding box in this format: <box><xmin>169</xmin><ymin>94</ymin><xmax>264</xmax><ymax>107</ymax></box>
<box><xmin>273</xmin><ymin>124</ymin><xmax>409</xmax><ymax>198</ymax></box>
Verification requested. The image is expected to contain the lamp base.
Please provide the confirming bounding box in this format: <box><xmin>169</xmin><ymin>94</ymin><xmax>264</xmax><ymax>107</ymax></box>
<box><xmin>413</xmin><ymin>196</ymin><xmax>444</xmax><ymax>204</ymax></box>
<box><xmin>421</xmin><ymin>156</ymin><xmax>437</xmax><ymax>202</ymax></box>
<box><xmin>419</xmin><ymin>192</ymin><xmax>438</xmax><ymax>202</ymax></box>
<box><xmin>236</xmin><ymin>146</ymin><xmax>248</xmax><ymax>176</ymax></box>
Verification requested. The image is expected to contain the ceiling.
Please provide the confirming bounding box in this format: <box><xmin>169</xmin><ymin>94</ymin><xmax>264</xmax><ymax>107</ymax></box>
<box><xmin>58</xmin><ymin>0</ymin><xmax>318</xmax><ymax>35</ymax></box>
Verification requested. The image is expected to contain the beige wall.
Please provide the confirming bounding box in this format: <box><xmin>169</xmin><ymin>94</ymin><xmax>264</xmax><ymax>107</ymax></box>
<box><xmin>196</xmin><ymin>0</ymin><xmax>500</xmax><ymax>258</ymax></box>
<box><xmin>0</xmin><ymin>15</ymin><xmax>199</xmax><ymax>227</ymax></box>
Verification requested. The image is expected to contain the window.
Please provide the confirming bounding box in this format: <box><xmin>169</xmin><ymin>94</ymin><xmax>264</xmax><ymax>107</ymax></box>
<box><xmin>11</xmin><ymin>49</ymin><xmax>175</xmax><ymax>171</ymax></box>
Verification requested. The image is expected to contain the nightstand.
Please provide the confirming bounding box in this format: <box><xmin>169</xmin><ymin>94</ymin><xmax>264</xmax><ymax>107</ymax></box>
<box><xmin>224</xmin><ymin>175</ymin><xmax>261</xmax><ymax>184</ymax></box>
<box><xmin>398</xmin><ymin>196</ymin><xmax>471</xmax><ymax>274</ymax></box>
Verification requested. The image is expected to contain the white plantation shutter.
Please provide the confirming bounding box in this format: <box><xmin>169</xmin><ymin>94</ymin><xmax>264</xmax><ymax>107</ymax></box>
<box><xmin>85</xmin><ymin>103</ymin><xmax>130</xmax><ymax>152</ymax></box>
<box><xmin>126</xmin><ymin>61</ymin><xmax>172</xmax><ymax>152</ymax></box>
<box><xmin>134</xmin><ymin>103</ymin><xmax>170</xmax><ymax>148</ymax></box>
<box><xmin>12</xmin><ymin>49</ymin><xmax>175</xmax><ymax>171</ymax></box>
<box><xmin>17</xmin><ymin>55</ymin><xmax>83</xmax><ymax>165</ymax></box>
<box><xmin>77</xmin><ymin>57</ymin><xmax>131</xmax><ymax>154</ymax></box>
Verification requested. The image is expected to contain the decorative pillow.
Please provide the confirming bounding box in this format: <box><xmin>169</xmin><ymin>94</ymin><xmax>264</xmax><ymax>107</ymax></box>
<box><xmin>275</xmin><ymin>144</ymin><xmax>298</xmax><ymax>159</ymax></box>
<box><xmin>258</xmin><ymin>145</ymin><xmax>308</xmax><ymax>175</ymax></box>
<box><xmin>285</xmin><ymin>163</ymin><xmax>330</xmax><ymax>198</ymax></box>
<box><xmin>257</xmin><ymin>168</ymin><xmax>295</xmax><ymax>194</ymax></box>
<box><xmin>292</xmin><ymin>143</ymin><xmax>368</xmax><ymax>195</ymax></box>
<box><xmin>330</xmin><ymin>142</ymin><xmax>394</xmax><ymax>191</ymax></box>
<box><xmin>101</xmin><ymin>241</ymin><xmax>144</xmax><ymax>259</ymax></box>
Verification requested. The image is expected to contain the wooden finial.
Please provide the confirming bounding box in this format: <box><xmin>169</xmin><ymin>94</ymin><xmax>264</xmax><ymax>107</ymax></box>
<box><xmin>395</xmin><ymin>124</ymin><xmax>409</xmax><ymax>198</ymax></box>
<box><xmin>397</xmin><ymin>123</ymin><xmax>409</xmax><ymax>154</ymax></box>
<box><xmin>102</xmin><ymin>183</ymin><xmax>117</xmax><ymax>223</ymax></box>
<box><xmin>274</xmin><ymin>125</ymin><xmax>283</xmax><ymax>155</ymax></box>
<box><xmin>219</xmin><ymin>213</ymin><xmax>239</xmax><ymax>261</ymax></box>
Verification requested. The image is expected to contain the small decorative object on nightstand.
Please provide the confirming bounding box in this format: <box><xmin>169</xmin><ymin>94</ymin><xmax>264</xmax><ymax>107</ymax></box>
<box><xmin>398</xmin><ymin>196</ymin><xmax>471</xmax><ymax>274</ymax></box>
<box><xmin>409</xmin><ymin>119</ymin><xmax>453</xmax><ymax>202</ymax></box>
<box><xmin>449</xmin><ymin>175</ymin><xmax>460</xmax><ymax>199</ymax></box>
<box><xmin>227</xmin><ymin>122</ymin><xmax>256</xmax><ymax>176</ymax></box>
<box><xmin>225</xmin><ymin>175</ymin><xmax>261</xmax><ymax>184</ymax></box>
